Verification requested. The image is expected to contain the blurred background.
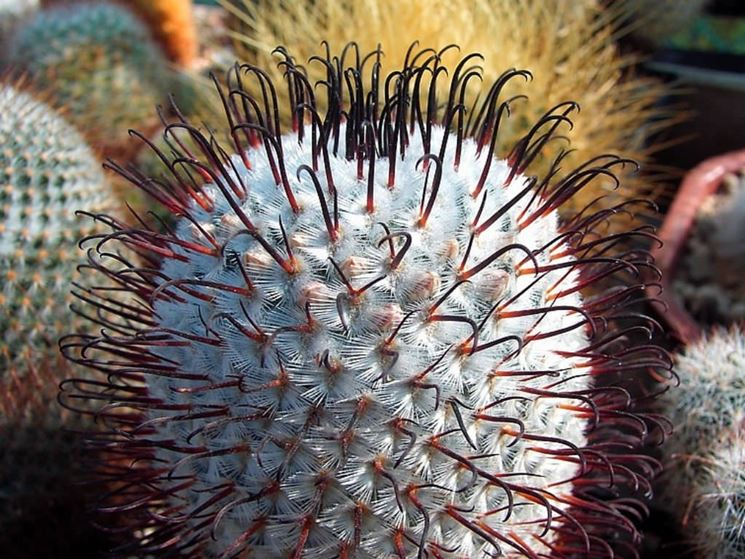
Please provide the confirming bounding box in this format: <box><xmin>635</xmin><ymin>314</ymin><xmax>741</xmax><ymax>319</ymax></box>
<box><xmin>1</xmin><ymin>0</ymin><xmax>744</xmax><ymax>558</ymax></box>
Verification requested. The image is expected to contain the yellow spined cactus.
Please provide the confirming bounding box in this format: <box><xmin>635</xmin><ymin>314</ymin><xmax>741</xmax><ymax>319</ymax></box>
<box><xmin>222</xmin><ymin>0</ymin><xmax>675</xmax><ymax>222</ymax></box>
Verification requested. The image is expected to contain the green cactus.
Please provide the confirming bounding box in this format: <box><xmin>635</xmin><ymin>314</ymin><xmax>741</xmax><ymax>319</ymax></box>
<box><xmin>661</xmin><ymin>327</ymin><xmax>745</xmax><ymax>558</ymax></box>
<box><xmin>0</xmin><ymin>83</ymin><xmax>113</xmax><ymax>556</ymax></box>
<box><xmin>0</xmin><ymin>84</ymin><xmax>112</xmax><ymax>371</ymax></box>
<box><xmin>6</xmin><ymin>2</ymin><xmax>171</xmax><ymax>155</ymax></box>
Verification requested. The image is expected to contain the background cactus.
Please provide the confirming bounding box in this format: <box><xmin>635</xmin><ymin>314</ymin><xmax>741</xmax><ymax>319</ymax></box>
<box><xmin>692</xmin><ymin>429</ymin><xmax>745</xmax><ymax>559</ymax></box>
<box><xmin>660</xmin><ymin>327</ymin><xmax>745</xmax><ymax>558</ymax></box>
<box><xmin>0</xmin><ymin>83</ymin><xmax>111</xmax><ymax>372</ymax></box>
<box><xmin>221</xmin><ymin>0</ymin><xmax>676</xmax><ymax>225</ymax></box>
<box><xmin>0</xmin><ymin>0</ymin><xmax>38</xmax><ymax>48</ymax></box>
<box><xmin>6</xmin><ymin>2</ymin><xmax>172</xmax><ymax>155</ymax></box>
<box><xmin>0</xmin><ymin>82</ymin><xmax>113</xmax><ymax>557</ymax></box>
<box><xmin>62</xmin><ymin>46</ymin><xmax>669</xmax><ymax>558</ymax></box>
<box><xmin>672</xmin><ymin>169</ymin><xmax>745</xmax><ymax>324</ymax></box>
<box><xmin>129</xmin><ymin>0</ymin><xmax>198</xmax><ymax>66</ymax></box>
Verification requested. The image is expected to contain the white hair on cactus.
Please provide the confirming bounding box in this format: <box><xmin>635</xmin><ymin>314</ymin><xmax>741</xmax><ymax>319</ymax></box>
<box><xmin>694</xmin><ymin>429</ymin><xmax>745</xmax><ymax>559</ymax></box>
<box><xmin>661</xmin><ymin>327</ymin><xmax>745</xmax><ymax>558</ymax></box>
<box><xmin>665</xmin><ymin>327</ymin><xmax>745</xmax><ymax>445</ymax></box>
<box><xmin>62</xmin><ymin>46</ymin><xmax>669</xmax><ymax>558</ymax></box>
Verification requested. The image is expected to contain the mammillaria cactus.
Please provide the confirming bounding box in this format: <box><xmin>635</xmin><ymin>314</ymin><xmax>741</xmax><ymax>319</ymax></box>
<box><xmin>6</xmin><ymin>1</ymin><xmax>171</xmax><ymax>155</ymax></box>
<box><xmin>61</xmin><ymin>46</ymin><xmax>670</xmax><ymax>558</ymax></box>
<box><xmin>693</xmin><ymin>430</ymin><xmax>745</xmax><ymax>559</ymax></box>
<box><xmin>0</xmin><ymin>83</ymin><xmax>109</xmax><ymax>374</ymax></box>
<box><xmin>0</xmin><ymin>83</ymin><xmax>112</xmax><ymax>555</ymax></box>
<box><xmin>661</xmin><ymin>327</ymin><xmax>745</xmax><ymax>558</ymax></box>
<box><xmin>222</xmin><ymin>0</ymin><xmax>674</xmax><ymax>224</ymax></box>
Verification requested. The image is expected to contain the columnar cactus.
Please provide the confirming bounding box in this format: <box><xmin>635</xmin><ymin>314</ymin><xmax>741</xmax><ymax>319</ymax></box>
<box><xmin>661</xmin><ymin>327</ymin><xmax>745</xmax><ymax>558</ymax></box>
<box><xmin>7</xmin><ymin>2</ymin><xmax>171</xmax><ymax>154</ymax></box>
<box><xmin>0</xmin><ymin>83</ymin><xmax>112</xmax><ymax>555</ymax></box>
<box><xmin>62</xmin><ymin>46</ymin><xmax>670</xmax><ymax>558</ymax></box>
<box><xmin>223</xmin><ymin>0</ymin><xmax>672</xmax><ymax>224</ymax></box>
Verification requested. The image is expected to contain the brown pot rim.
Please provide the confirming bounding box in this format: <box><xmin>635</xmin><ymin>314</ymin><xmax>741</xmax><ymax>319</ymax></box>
<box><xmin>652</xmin><ymin>148</ymin><xmax>745</xmax><ymax>344</ymax></box>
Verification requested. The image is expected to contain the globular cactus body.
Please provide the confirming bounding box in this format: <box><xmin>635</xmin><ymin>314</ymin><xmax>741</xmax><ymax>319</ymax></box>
<box><xmin>662</xmin><ymin>327</ymin><xmax>745</xmax><ymax>558</ymax></box>
<box><xmin>7</xmin><ymin>2</ymin><xmax>171</xmax><ymax>154</ymax></box>
<box><xmin>62</xmin><ymin>47</ymin><xmax>669</xmax><ymax>558</ymax></box>
<box><xmin>0</xmin><ymin>83</ymin><xmax>112</xmax><ymax>556</ymax></box>
<box><xmin>0</xmin><ymin>84</ymin><xmax>108</xmax><ymax>371</ymax></box>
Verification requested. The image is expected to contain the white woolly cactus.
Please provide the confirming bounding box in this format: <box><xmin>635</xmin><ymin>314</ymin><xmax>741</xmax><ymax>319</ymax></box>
<box><xmin>62</xmin><ymin>47</ymin><xmax>669</xmax><ymax>558</ymax></box>
<box><xmin>662</xmin><ymin>327</ymin><xmax>745</xmax><ymax>558</ymax></box>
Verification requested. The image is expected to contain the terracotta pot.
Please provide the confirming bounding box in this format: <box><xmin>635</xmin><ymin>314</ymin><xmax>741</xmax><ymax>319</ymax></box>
<box><xmin>652</xmin><ymin>148</ymin><xmax>745</xmax><ymax>344</ymax></box>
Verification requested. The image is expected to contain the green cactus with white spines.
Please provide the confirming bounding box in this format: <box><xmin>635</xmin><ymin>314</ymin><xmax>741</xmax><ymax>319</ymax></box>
<box><xmin>0</xmin><ymin>83</ymin><xmax>112</xmax><ymax>371</ymax></box>
<box><xmin>661</xmin><ymin>327</ymin><xmax>745</xmax><ymax>558</ymax></box>
<box><xmin>0</xmin><ymin>82</ymin><xmax>116</xmax><ymax>555</ymax></box>
<box><xmin>0</xmin><ymin>77</ymin><xmax>123</xmax><ymax>554</ymax></box>
<box><xmin>7</xmin><ymin>2</ymin><xmax>171</xmax><ymax>155</ymax></box>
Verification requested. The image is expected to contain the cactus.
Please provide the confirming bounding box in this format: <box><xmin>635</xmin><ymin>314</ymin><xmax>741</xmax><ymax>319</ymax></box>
<box><xmin>672</xmin><ymin>169</ymin><xmax>745</xmax><ymax>324</ymax></box>
<box><xmin>7</xmin><ymin>2</ymin><xmax>172</xmax><ymax>155</ymax></box>
<box><xmin>0</xmin><ymin>83</ymin><xmax>114</xmax><ymax>556</ymax></box>
<box><xmin>129</xmin><ymin>0</ymin><xmax>198</xmax><ymax>66</ymax></box>
<box><xmin>222</xmin><ymin>0</ymin><xmax>674</xmax><ymax>225</ymax></box>
<box><xmin>61</xmin><ymin>46</ymin><xmax>670</xmax><ymax>558</ymax></box>
<box><xmin>693</xmin><ymin>429</ymin><xmax>745</xmax><ymax>559</ymax></box>
<box><xmin>0</xmin><ymin>83</ymin><xmax>111</xmax><ymax>372</ymax></box>
<box><xmin>0</xmin><ymin>0</ymin><xmax>38</xmax><ymax>48</ymax></box>
<box><xmin>661</xmin><ymin>327</ymin><xmax>745</xmax><ymax>558</ymax></box>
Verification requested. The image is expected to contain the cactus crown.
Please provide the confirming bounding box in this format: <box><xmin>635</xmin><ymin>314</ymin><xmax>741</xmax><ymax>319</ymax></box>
<box><xmin>0</xmin><ymin>83</ymin><xmax>107</xmax><ymax>373</ymax></box>
<box><xmin>62</xmin><ymin>45</ymin><xmax>670</xmax><ymax>558</ymax></box>
<box><xmin>7</xmin><ymin>1</ymin><xmax>170</xmax><ymax>153</ymax></box>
